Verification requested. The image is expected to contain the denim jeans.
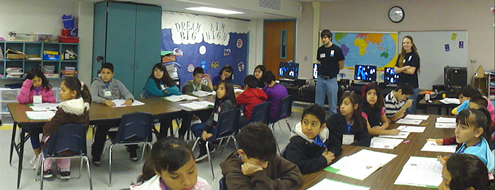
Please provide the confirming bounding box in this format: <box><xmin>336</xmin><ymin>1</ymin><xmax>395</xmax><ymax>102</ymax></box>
<box><xmin>407</xmin><ymin>88</ymin><xmax>420</xmax><ymax>114</ymax></box>
<box><xmin>316</xmin><ymin>77</ymin><xmax>338</xmax><ymax>115</ymax></box>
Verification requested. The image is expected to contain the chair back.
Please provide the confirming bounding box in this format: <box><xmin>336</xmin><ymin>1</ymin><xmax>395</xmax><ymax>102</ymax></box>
<box><xmin>219</xmin><ymin>176</ymin><xmax>227</xmax><ymax>190</ymax></box>
<box><xmin>210</xmin><ymin>109</ymin><xmax>238</xmax><ymax>141</ymax></box>
<box><xmin>45</xmin><ymin>123</ymin><xmax>87</xmax><ymax>157</ymax></box>
<box><xmin>249</xmin><ymin>102</ymin><xmax>271</xmax><ymax>124</ymax></box>
<box><xmin>115</xmin><ymin>112</ymin><xmax>153</xmax><ymax>143</ymax></box>
<box><xmin>271</xmin><ymin>95</ymin><xmax>292</xmax><ymax>123</ymax></box>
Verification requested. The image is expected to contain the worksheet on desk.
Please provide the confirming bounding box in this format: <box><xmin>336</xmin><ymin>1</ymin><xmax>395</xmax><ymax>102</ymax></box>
<box><xmin>308</xmin><ymin>178</ymin><xmax>370</xmax><ymax>190</ymax></box>
<box><xmin>111</xmin><ymin>99</ymin><xmax>145</xmax><ymax>107</ymax></box>
<box><xmin>163</xmin><ymin>95</ymin><xmax>199</xmax><ymax>102</ymax></box>
<box><xmin>378</xmin><ymin>131</ymin><xmax>411</xmax><ymax>139</ymax></box>
<box><xmin>436</xmin><ymin>117</ymin><xmax>456</xmax><ymax>123</ymax></box>
<box><xmin>421</xmin><ymin>141</ymin><xmax>457</xmax><ymax>153</ymax></box>
<box><xmin>404</xmin><ymin>114</ymin><xmax>429</xmax><ymax>120</ymax></box>
<box><xmin>397</xmin><ymin>125</ymin><xmax>426</xmax><ymax>133</ymax></box>
<box><xmin>394</xmin><ymin>156</ymin><xmax>443</xmax><ymax>188</ymax></box>
<box><xmin>435</xmin><ymin>122</ymin><xmax>456</xmax><ymax>128</ymax></box>
<box><xmin>26</xmin><ymin>111</ymin><xmax>56</xmax><ymax>120</ymax></box>
<box><xmin>396</xmin><ymin>119</ymin><xmax>422</xmax><ymax>125</ymax></box>
<box><xmin>180</xmin><ymin>101</ymin><xmax>214</xmax><ymax>110</ymax></box>
<box><xmin>326</xmin><ymin>149</ymin><xmax>397</xmax><ymax>180</ymax></box>
<box><xmin>30</xmin><ymin>103</ymin><xmax>59</xmax><ymax>111</ymax></box>
<box><xmin>370</xmin><ymin>137</ymin><xmax>403</xmax><ymax>149</ymax></box>
<box><xmin>191</xmin><ymin>90</ymin><xmax>215</xmax><ymax>97</ymax></box>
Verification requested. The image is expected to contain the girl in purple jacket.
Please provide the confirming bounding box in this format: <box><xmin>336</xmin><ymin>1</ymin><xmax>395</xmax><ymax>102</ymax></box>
<box><xmin>17</xmin><ymin>67</ymin><xmax>56</xmax><ymax>169</ymax></box>
<box><xmin>262</xmin><ymin>71</ymin><xmax>288</xmax><ymax>120</ymax></box>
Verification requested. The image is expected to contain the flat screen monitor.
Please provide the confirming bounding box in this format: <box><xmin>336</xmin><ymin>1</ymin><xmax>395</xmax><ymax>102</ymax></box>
<box><xmin>312</xmin><ymin>63</ymin><xmax>318</xmax><ymax>79</ymax></box>
<box><xmin>354</xmin><ymin>65</ymin><xmax>377</xmax><ymax>82</ymax></box>
<box><xmin>383</xmin><ymin>67</ymin><xmax>400</xmax><ymax>83</ymax></box>
<box><xmin>279</xmin><ymin>62</ymin><xmax>299</xmax><ymax>79</ymax></box>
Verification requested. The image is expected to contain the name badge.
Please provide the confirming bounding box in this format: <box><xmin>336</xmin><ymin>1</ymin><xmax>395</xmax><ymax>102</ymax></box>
<box><xmin>33</xmin><ymin>95</ymin><xmax>42</xmax><ymax>104</ymax></box>
<box><xmin>330</xmin><ymin>50</ymin><xmax>335</xmax><ymax>57</ymax></box>
<box><xmin>213</xmin><ymin>113</ymin><xmax>219</xmax><ymax>122</ymax></box>
<box><xmin>104</xmin><ymin>89</ymin><xmax>112</xmax><ymax>97</ymax></box>
<box><xmin>408</xmin><ymin>55</ymin><xmax>412</xmax><ymax>61</ymax></box>
<box><xmin>160</xmin><ymin>84</ymin><xmax>167</xmax><ymax>90</ymax></box>
<box><xmin>342</xmin><ymin>134</ymin><xmax>355</xmax><ymax>145</ymax></box>
<box><xmin>320</xmin><ymin>53</ymin><xmax>326</xmax><ymax>58</ymax></box>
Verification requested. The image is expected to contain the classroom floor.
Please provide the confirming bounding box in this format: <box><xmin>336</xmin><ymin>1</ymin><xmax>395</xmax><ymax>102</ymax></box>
<box><xmin>0</xmin><ymin>104</ymin><xmax>307</xmax><ymax>190</ymax></box>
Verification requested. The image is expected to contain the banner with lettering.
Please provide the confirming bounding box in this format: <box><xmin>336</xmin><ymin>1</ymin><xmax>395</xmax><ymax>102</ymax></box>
<box><xmin>161</xmin><ymin>11</ymin><xmax>249</xmax><ymax>88</ymax></box>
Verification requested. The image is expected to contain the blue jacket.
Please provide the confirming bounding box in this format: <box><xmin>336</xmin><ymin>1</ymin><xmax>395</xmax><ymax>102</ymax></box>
<box><xmin>457</xmin><ymin>137</ymin><xmax>495</xmax><ymax>172</ymax></box>
<box><xmin>144</xmin><ymin>78</ymin><xmax>181</xmax><ymax>98</ymax></box>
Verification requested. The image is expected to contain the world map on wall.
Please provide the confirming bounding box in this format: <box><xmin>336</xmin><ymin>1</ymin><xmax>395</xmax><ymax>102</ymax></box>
<box><xmin>332</xmin><ymin>32</ymin><xmax>397</xmax><ymax>69</ymax></box>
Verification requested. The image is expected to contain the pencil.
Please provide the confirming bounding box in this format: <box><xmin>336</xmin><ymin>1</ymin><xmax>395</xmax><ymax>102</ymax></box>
<box><xmin>427</xmin><ymin>139</ymin><xmax>442</xmax><ymax>143</ymax></box>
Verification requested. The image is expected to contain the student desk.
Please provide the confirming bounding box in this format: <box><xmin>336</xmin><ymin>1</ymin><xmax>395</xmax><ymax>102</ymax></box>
<box><xmin>8</xmin><ymin>97</ymin><xmax>183</xmax><ymax>189</ymax></box>
<box><xmin>299</xmin><ymin>115</ymin><xmax>455</xmax><ymax>190</ymax></box>
<box><xmin>418</xmin><ymin>99</ymin><xmax>458</xmax><ymax>115</ymax></box>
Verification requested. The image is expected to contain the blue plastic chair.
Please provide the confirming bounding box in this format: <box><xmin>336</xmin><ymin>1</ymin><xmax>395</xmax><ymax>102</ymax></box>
<box><xmin>191</xmin><ymin>108</ymin><xmax>239</xmax><ymax>180</ymax></box>
<box><xmin>249</xmin><ymin>102</ymin><xmax>271</xmax><ymax>124</ymax></box>
<box><xmin>106</xmin><ymin>112</ymin><xmax>153</xmax><ymax>186</ymax></box>
<box><xmin>36</xmin><ymin>123</ymin><xmax>92</xmax><ymax>190</ymax></box>
<box><xmin>268</xmin><ymin>95</ymin><xmax>293</xmax><ymax>132</ymax></box>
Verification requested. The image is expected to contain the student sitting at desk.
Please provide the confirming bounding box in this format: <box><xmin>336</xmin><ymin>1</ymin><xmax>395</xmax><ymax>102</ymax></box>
<box><xmin>361</xmin><ymin>84</ymin><xmax>400</xmax><ymax>136</ymax></box>
<box><xmin>437</xmin><ymin>109</ymin><xmax>494</xmax><ymax>172</ymax></box>
<box><xmin>182</xmin><ymin>67</ymin><xmax>213</xmax><ymax>94</ymax></box>
<box><xmin>144</xmin><ymin>63</ymin><xmax>181</xmax><ymax>138</ymax></box>
<box><xmin>17</xmin><ymin>67</ymin><xmax>56</xmax><ymax>169</ymax></box>
<box><xmin>236</xmin><ymin>75</ymin><xmax>268</xmax><ymax>126</ymax></box>
<box><xmin>41</xmin><ymin>76</ymin><xmax>91</xmax><ymax>179</ymax></box>
<box><xmin>212</xmin><ymin>65</ymin><xmax>233</xmax><ymax>90</ymax></box>
<box><xmin>282</xmin><ymin>104</ymin><xmax>341</xmax><ymax>174</ymax></box>
<box><xmin>253</xmin><ymin>65</ymin><xmax>267</xmax><ymax>88</ymax></box>
<box><xmin>384</xmin><ymin>83</ymin><xmax>414</xmax><ymax>122</ymax></box>
<box><xmin>451</xmin><ymin>86</ymin><xmax>495</xmax><ymax>123</ymax></box>
<box><xmin>90</xmin><ymin>62</ymin><xmax>136</xmax><ymax>165</ymax></box>
<box><xmin>220</xmin><ymin>122</ymin><xmax>302</xmax><ymax>189</ymax></box>
<box><xmin>262</xmin><ymin>71</ymin><xmax>288</xmax><ymax>120</ymax></box>
<box><xmin>438</xmin><ymin>154</ymin><xmax>495</xmax><ymax>190</ymax></box>
<box><xmin>326</xmin><ymin>92</ymin><xmax>371</xmax><ymax>147</ymax></box>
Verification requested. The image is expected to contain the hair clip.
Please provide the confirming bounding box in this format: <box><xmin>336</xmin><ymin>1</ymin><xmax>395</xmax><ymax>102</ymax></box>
<box><xmin>361</xmin><ymin>84</ymin><xmax>371</xmax><ymax>97</ymax></box>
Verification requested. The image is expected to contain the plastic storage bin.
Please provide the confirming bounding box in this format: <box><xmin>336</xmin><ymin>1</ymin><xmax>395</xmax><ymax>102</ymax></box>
<box><xmin>2</xmin><ymin>114</ymin><xmax>14</xmax><ymax>125</ymax></box>
<box><xmin>0</xmin><ymin>89</ymin><xmax>19</xmax><ymax>101</ymax></box>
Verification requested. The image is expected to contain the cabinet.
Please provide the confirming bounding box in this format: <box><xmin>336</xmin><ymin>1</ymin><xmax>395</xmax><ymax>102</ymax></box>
<box><xmin>0</xmin><ymin>88</ymin><xmax>19</xmax><ymax>125</ymax></box>
<box><xmin>0</xmin><ymin>41</ymin><xmax>78</xmax><ymax>78</ymax></box>
<box><xmin>92</xmin><ymin>2</ymin><xmax>162</xmax><ymax>98</ymax></box>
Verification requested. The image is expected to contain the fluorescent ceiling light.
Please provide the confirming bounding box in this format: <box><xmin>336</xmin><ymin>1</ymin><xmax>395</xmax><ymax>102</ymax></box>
<box><xmin>185</xmin><ymin>7</ymin><xmax>244</xmax><ymax>15</ymax></box>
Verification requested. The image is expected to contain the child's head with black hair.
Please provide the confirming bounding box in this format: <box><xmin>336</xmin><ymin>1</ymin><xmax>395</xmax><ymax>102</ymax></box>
<box><xmin>215</xmin><ymin>80</ymin><xmax>237</xmax><ymax>108</ymax></box>
<box><xmin>192</xmin><ymin>67</ymin><xmax>205</xmax><ymax>84</ymax></box>
<box><xmin>218</xmin><ymin>65</ymin><xmax>234</xmax><ymax>80</ymax></box>
<box><xmin>137</xmin><ymin>137</ymin><xmax>198</xmax><ymax>190</ymax></box>
<box><xmin>393</xmin><ymin>83</ymin><xmax>414</xmax><ymax>101</ymax></box>
<box><xmin>458</xmin><ymin>85</ymin><xmax>482</xmax><ymax>104</ymax></box>
<box><xmin>25</xmin><ymin>67</ymin><xmax>51</xmax><ymax>90</ymax></box>
<box><xmin>60</xmin><ymin>76</ymin><xmax>91</xmax><ymax>103</ymax></box>
<box><xmin>338</xmin><ymin>92</ymin><xmax>366</xmax><ymax>130</ymax></box>
<box><xmin>439</xmin><ymin>153</ymin><xmax>494</xmax><ymax>190</ymax></box>
<box><xmin>455</xmin><ymin>109</ymin><xmax>491</xmax><ymax>147</ymax></box>
<box><xmin>148</xmin><ymin>63</ymin><xmax>175</xmax><ymax>87</ymax></box>
<box><xmin>237</xmin><ymin>122</ymin><xmax>277</xmax><ymax>168</ymax></box>
<box><xmin>320</xmin><ymin>29</ymin><xmax>333</xmax><ymax>39</ymax></box>
<box><xmin>243</xmin><ymin>75</ymin><xmax>259</xmax><ymax>88</ymax></box>
<box><xmin>362</xmin><ymin>84</ymin><xmax>384</xmax><ymax>109</ymax></box>
<box><xmin>469</xmin><ymin>96</ymin><xmax>488</xmax><ymax>110</ymax></box>
<box><xmin>254</xmin><ymin>65</ymin><xmax>266</xmax><ymax>81</ymax></box>
<box><xmin>301</xmin><ymin>104</ymin><xmax>326</xmax><ymax>139</ymax></box>
<box><xmin>264</xmin><ymin>71</ymin><xmax>276</xmax><ymax>84</ymax></box>
<box><xmin>100</xmin><ymin>62</ymin><xmax>115</xmax><ymax>83</ymax></box>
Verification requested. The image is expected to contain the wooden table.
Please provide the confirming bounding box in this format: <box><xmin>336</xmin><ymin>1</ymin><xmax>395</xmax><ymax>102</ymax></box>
<box><xmin>8</xmin><ymin>97</ymin><xmax>183</xmax><ymax>189</ymax></box>
<box><xmin>419</xmin><ymin>99</ymin><xmax>458</xmax><ymax>115</ymax></box>
<box><xmin>299</xmin><ymin>115</ymin><xmax>455</xmax><ymax>190</ymax></box>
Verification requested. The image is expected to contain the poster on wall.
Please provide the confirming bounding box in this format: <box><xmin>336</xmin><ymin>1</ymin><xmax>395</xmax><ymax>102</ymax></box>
<box><xmin>161</xmin><ymin>12</ymin><xmax>249</xmax><ymax>88</ymax></box>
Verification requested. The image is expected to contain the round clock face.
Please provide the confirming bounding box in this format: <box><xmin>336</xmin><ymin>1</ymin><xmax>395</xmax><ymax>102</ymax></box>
<box><xmin>389</xmin><ymin>6</ymin><xmax>404</xmax><ymax>23</ymax></box>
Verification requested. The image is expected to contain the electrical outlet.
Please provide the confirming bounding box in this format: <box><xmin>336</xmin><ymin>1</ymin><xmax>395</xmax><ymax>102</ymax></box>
<box><xmin>470</xmin><ymin>59</ymin><xmax>477</xmax><ymax>63</ymax></box>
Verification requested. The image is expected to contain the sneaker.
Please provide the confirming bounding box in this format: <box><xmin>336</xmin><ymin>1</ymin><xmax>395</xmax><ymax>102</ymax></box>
<box><xmin>59</xmin><ymin>170</ymin><xmax>71</xmax><ymax>180</ymax></box>
<box><xmin>43</xmin><ymin>169</ymin><xmax>53</xmax><ymax>179</ymax></box>
<box><xmin>127</xmin><ymin>147</ymin><xmax>138</xmax><ymax>161</ymax></box>
<box><xmin>30</xmin><ymin>155</ymin><xmax>40</xmax><ymax>170</ymax></box>
<box><xmin>92</xmin><ymin>157</ymin><xmax>101</xmax><ymax>166</ymax></box>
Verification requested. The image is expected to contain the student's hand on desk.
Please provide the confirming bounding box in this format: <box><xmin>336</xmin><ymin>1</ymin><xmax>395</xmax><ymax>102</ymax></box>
<box><xmin>124</xmin><ymin>99</ymin><xmax>133</xmax><ymax>106</ymax></box>
<box><xmin>388</xmin><ymin>129</ymin><xmax>400</xmax><ymax>135</ymax></box>
<box><xmin>105</xmin><ymin>100</ymin><xmax>116</xmax><ymax>107</ymax></box>
<box><xmin>322</xmin><ymin>151</ymin><xmax>335</xmax><ymax>165</ymax></box>
<box><xmin>201</xmin><ymin>131</ymin><xmax>213</xmax><ymax>141</ymax></box>
<box><xmin>241</xmin><ymin>162</ymin><xmax>263</xmax><ymax>176</ymax></box>
<box><xmin>437</xmin><ymin>155</ymin><xmax>447</xmax><ymax>165</ymax></box>
<box><xmin>436</xmin><ymin>139</ymin><xmax>444</xmax><ymax>145</ymax></box>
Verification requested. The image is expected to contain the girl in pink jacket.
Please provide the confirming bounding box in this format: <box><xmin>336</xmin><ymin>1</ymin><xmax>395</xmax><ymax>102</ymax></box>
<box><xmin>16</xmin><ymin>67</ymin><xmax>56</xmax><ymax>169</ymax></box>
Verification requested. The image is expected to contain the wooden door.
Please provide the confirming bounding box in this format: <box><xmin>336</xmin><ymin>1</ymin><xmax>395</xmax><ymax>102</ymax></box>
<box><xmin>263</xmin><ymin>20</ymin><xmax>296</xmax><ymax>79</ymax></box>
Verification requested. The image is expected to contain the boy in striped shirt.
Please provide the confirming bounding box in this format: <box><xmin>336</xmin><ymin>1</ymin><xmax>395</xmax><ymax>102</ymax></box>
<box><xmin>385</xmin><ymin>83</ymin><xmax>414</xmax><ymax>122</ymax></box>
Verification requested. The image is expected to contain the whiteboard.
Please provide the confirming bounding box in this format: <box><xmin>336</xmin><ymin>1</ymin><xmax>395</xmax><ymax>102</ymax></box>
<box><xmin>398</xmin><ymin>31</ymin><xmax>468</xmax><ymax>89</ymax></box>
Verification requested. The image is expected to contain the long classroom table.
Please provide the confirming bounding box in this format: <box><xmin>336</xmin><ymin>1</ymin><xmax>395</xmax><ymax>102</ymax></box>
<box><xmin>8</xmin><ymin>97</ymin><xmax>186</xmax><ymax>189</ymax></box>
<box><xmin>298</xmin><ymin>115</ymin><xmax>455</xmax><ymax>190</ymax></box>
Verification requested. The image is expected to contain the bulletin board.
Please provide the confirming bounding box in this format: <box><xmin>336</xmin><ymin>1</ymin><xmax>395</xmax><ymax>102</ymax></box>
<box><xmin>398</xmin><ymin>31</ymin><xmax>468</xmax><ymax>89</ymax></box>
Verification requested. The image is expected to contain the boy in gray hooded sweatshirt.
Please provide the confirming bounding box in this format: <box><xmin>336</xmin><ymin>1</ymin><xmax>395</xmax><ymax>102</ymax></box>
<box><xmin>282</xmin><ymin>104</ymin><xmax>342</xmax><ymax>174</ymax></box>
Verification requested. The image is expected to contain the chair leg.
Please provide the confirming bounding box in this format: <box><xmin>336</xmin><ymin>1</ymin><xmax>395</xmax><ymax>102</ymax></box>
<box><xmin>78</xmin><ymin>156</ymin><xmax>83</xmax><ymax>179</ymax></box>
<box><xmin>206</xmin><ymin>141</ymin><xmax>215</xmax><ymax>181</ymax></box>
<box><xmin>232</xmin><ymin>137</ymin><xmax>239</xmax><ymax>150</ymax></box>
<box><xmin>140</xmin><ymin>142</ymin><xmax>146</xmax><ymax>163</ymax></box>
<box><xmin>84</xmin><ymin>156</ymin><xmax>93</xmax><ymax>190</ymax></box>
<box><xmin>285</xmin><ymin>119</ymin><xmax>291</xmax><ymax>132</ymax></box>
<box><xmin>191</xmin><ymin>137</ymin><xmax>200</xmax><ymax>152</ymax></box>
<box><xmin>34</xmin><ymin>153</ymin><xmax>42</xmax><ymax>181</ymax></box>
<box><xmin>220</xmin><ymin>137</ymin><xmax>231</xmax><ymax>155</ymax></box>
<box><xmin>40</xmin><ymin>158</ymin><xmax>45</xmax><ymax>190</ymax></box>
<box><xmin>108</xmin><ymin>145</ymin><xmax>113</xmax><ymax>187</ymax></box>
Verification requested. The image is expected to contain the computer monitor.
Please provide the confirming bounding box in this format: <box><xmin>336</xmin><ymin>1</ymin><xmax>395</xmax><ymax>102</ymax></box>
<box><xmin>354</xmin><ymin>65</ymin><xmax>377</xmax><ymax>81</ymax></box>
<box><xmin>312</xmin><ymin>63</ymin><xmax>318</xmax><ymax>79</ymax></box>
<box><xmin>279</xmin><ymin>62</ymin><xmax>299</xmax><ymax>79</ymax></box>
<box><xmin>383</xmin><ymin>67</ymin><xmax>400</xmax><ymax>83</ymax></box>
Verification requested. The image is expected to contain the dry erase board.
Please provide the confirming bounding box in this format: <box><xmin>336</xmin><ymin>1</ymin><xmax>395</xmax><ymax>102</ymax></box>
<box><xmin>398</xmin><ymin>31</ymin><xmax>468</xmax><ymax>89</ymax></box>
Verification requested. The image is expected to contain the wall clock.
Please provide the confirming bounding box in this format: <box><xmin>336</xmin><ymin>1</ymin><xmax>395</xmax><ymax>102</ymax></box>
<box><xmin>388</xmin><ymin>6</ymin><xmax>404</xmax><ymax>23</ymax></box>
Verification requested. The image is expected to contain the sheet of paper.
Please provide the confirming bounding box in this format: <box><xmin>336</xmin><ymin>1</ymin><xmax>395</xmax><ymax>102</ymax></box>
<box><xmin>180</xmin><ymin>101</ymin><xmax>214</xmax><ymax>110</ymax></box>
<box><xmin>308</xmin><ymin>178</ymin><xmax>370</xmax><ymax>190</ymax></box>
<box><xmin>394</xmin><ymin>156</ymin><xmax>443</xmax><ymax>188</ymax></box>
<box><xmin>30</xmin><ymin>103</ymin><xmax>59</xmax><ymax>111</ymax></box>
<box><xmin>111</xmin><ymin>99</ymin><xmax>145</xmax><ymax>108</ymax></box>
<box><xmin>436</xmin><ymin>117</ymin><xmax>456</xmax><ymax>123</ymax></box>
<box><xmin>326</xmin><ymin>149</ymin><xmax>397</xmax><ymax>180</ymax></box>
<box><xmin>163</xmin><ymin>95</ymin><xmax>199</xmax><ymax>102</ymax></box>
<box><xmin>439</xmin><ymin>98</ymin><xmax>460</xmax><ymax>104</ymax></box>
<box><xmin>421</xmin><ymin>141</ymin><xmax>457</xmax><ymax>153</ymax></box>
<box><xmin>435</xmin><ymin>122</ymin><xmax>456</xmax><ymax>128</ymax></box>
<box><xmin>191</xmin><ymin>90</ymin><xmax>214</xmax><ymax>97</ymax></box>
<box><xmin>404</xmin><ymin>114</ymin><xmax>429</xmax><ymax>120</ymax></box>
<box><xmin>378</xmin><ymin>131</ymin><xmax>410</xmax><ymax>139</ymax></box>
<box><xmin>26</xmin><ymin>111</ymin><xmax>56</xmax><ymax>120</ymax></box>
<box><xmin>370</xmin><ymin>137</ymin><xmax>403</xmax><ymax>149</ymax></box>
<box><xmin>234</xmin><ymin>89</ymin><xmax>244</xmax><ymax>93</ymax></box>
<box><xmin>396</xmin><ymin>119</ymin><xmax>422</xmax><ymax>125</ymax></box>
<box><xmin>397</xmin><ymin>125</ymin><xmax>426</xmax><ymax>133</ymax></box>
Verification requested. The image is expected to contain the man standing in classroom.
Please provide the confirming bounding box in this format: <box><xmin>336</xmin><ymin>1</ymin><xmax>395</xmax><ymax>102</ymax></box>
<box><xmin>316</xmin><ymin>29</ymin><xmax>345</xmax><ymax>115</ymax></box>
